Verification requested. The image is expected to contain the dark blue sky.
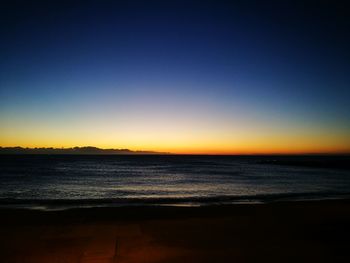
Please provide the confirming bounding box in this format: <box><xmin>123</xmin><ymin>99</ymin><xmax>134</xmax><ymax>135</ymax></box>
<box><xmin>1</xmin><ymin>0</ymin><xmax>349</xmax><ymax>153</ymax></box>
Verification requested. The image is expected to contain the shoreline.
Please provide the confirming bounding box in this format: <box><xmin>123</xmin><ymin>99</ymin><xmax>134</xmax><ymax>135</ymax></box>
<box><xmin>1</xmin><ymin>192</ymin><xmax>350</xmax><ymax>211</ymax></box>
<box><xmin>2</xmin><ymin>198</ymin><xmax>350</xmax><ymax>223</ymax></box>
<box><xmin>0</xmin><ymin>198</ymin><xmax>350</xmax><ymax>216</ymax></box>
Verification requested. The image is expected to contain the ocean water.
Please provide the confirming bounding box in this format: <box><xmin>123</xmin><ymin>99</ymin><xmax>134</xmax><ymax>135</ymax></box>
<box><xmin>0</xmin><ymin>155</ymin><xmax>349</xmax><ymax>209</ymax></box>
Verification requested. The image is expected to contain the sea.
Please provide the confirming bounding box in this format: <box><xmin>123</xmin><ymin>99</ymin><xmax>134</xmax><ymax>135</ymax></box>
<box><xmin>0</xmin><ymin>155</ymin><xmax>349</xmax><ymax>210</ymax></box>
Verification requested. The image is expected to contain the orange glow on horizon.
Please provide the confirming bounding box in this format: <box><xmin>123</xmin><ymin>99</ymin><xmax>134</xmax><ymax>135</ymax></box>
<box><xmin>1</xmin><ymin>110</ymin><xmax>349</xmax><ymax>155</ymax></box>
<box><xmin>1</xmin><ymin>141</ymin><xmax>349</xmax><ymax>155</ymax></box>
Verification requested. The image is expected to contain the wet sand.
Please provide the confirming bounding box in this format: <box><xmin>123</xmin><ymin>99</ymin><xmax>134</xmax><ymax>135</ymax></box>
<box><xmin>1</xmin><ymin>200</ymin><xmax>350</xmax><ymax>263</ymax></box>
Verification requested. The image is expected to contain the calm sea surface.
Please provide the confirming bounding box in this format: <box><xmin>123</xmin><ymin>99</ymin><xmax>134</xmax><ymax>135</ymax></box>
<box><xmin>0</xmin><ymin>155</ymin><xmax>349</xmax><ymax>209</ymax></box>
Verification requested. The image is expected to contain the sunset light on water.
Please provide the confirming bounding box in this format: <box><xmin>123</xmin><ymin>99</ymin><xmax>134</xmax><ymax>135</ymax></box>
<box><xmin>1</xmin><ymin>1</ymin><xmax>350</xmax><ymax>262</ymax></box>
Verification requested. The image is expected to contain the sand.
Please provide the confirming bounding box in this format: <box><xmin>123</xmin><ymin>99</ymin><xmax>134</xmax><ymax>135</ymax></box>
<box><xmin>1</xmin><ymin>200</ymin><xmax>350</xmax><ymax>263</ymax></box>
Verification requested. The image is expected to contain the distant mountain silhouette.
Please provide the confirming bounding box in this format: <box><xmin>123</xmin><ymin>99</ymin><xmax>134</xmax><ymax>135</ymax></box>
<box><xmin>0</xmin><ymin>146</ymin><xmax>169</xmax><ymax>155</ymax></box>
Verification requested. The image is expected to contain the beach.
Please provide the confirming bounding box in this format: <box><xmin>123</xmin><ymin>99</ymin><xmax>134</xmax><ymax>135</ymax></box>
<box><xmin>1</xmin><ymin>199</ymin><xmax>350</xmax><ymax>263</ymax></box>
<box><xmin>2</xmin><ymin>0</ymin><xmax>350</xmax><ymax>262</ymax></box>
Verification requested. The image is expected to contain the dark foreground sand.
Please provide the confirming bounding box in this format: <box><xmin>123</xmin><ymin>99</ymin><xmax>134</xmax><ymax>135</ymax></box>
<box><xmin>1</xmin><ymin>200</ymin><xmax>350</xmax><ymax>263</ymax></box>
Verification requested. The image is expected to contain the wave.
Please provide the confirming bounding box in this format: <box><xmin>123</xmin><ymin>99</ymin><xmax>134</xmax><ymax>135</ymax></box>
<box><xmin>1</xmin><ymin>191</ymin><xmax>350</xmax><ymax>210</ymax></box>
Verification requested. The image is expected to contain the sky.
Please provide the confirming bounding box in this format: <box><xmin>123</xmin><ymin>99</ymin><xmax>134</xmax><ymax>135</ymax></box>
<box><xmin>1</xmin><ymin>0</ymin><xmax>350</xmax><ymax>154</ymax></box>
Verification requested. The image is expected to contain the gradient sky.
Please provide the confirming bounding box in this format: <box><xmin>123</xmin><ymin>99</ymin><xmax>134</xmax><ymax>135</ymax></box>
<box><xmin>1</xmin><ymin>0</ymin><xmax>350</xmax><ymax>154</ymax></box>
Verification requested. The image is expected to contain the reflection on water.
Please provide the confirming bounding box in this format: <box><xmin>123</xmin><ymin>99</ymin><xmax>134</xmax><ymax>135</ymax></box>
<box><xmin>0</xmin><ymin>155</ymin><xmax>349</xmax><ymax>207</ymax></box>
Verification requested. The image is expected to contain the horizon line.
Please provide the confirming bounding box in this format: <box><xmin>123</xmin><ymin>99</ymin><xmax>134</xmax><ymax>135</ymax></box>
<box><xmin>0</xmin><ymin>146</ymin><xmax>349</xmax><ymax>156</ymax></box>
